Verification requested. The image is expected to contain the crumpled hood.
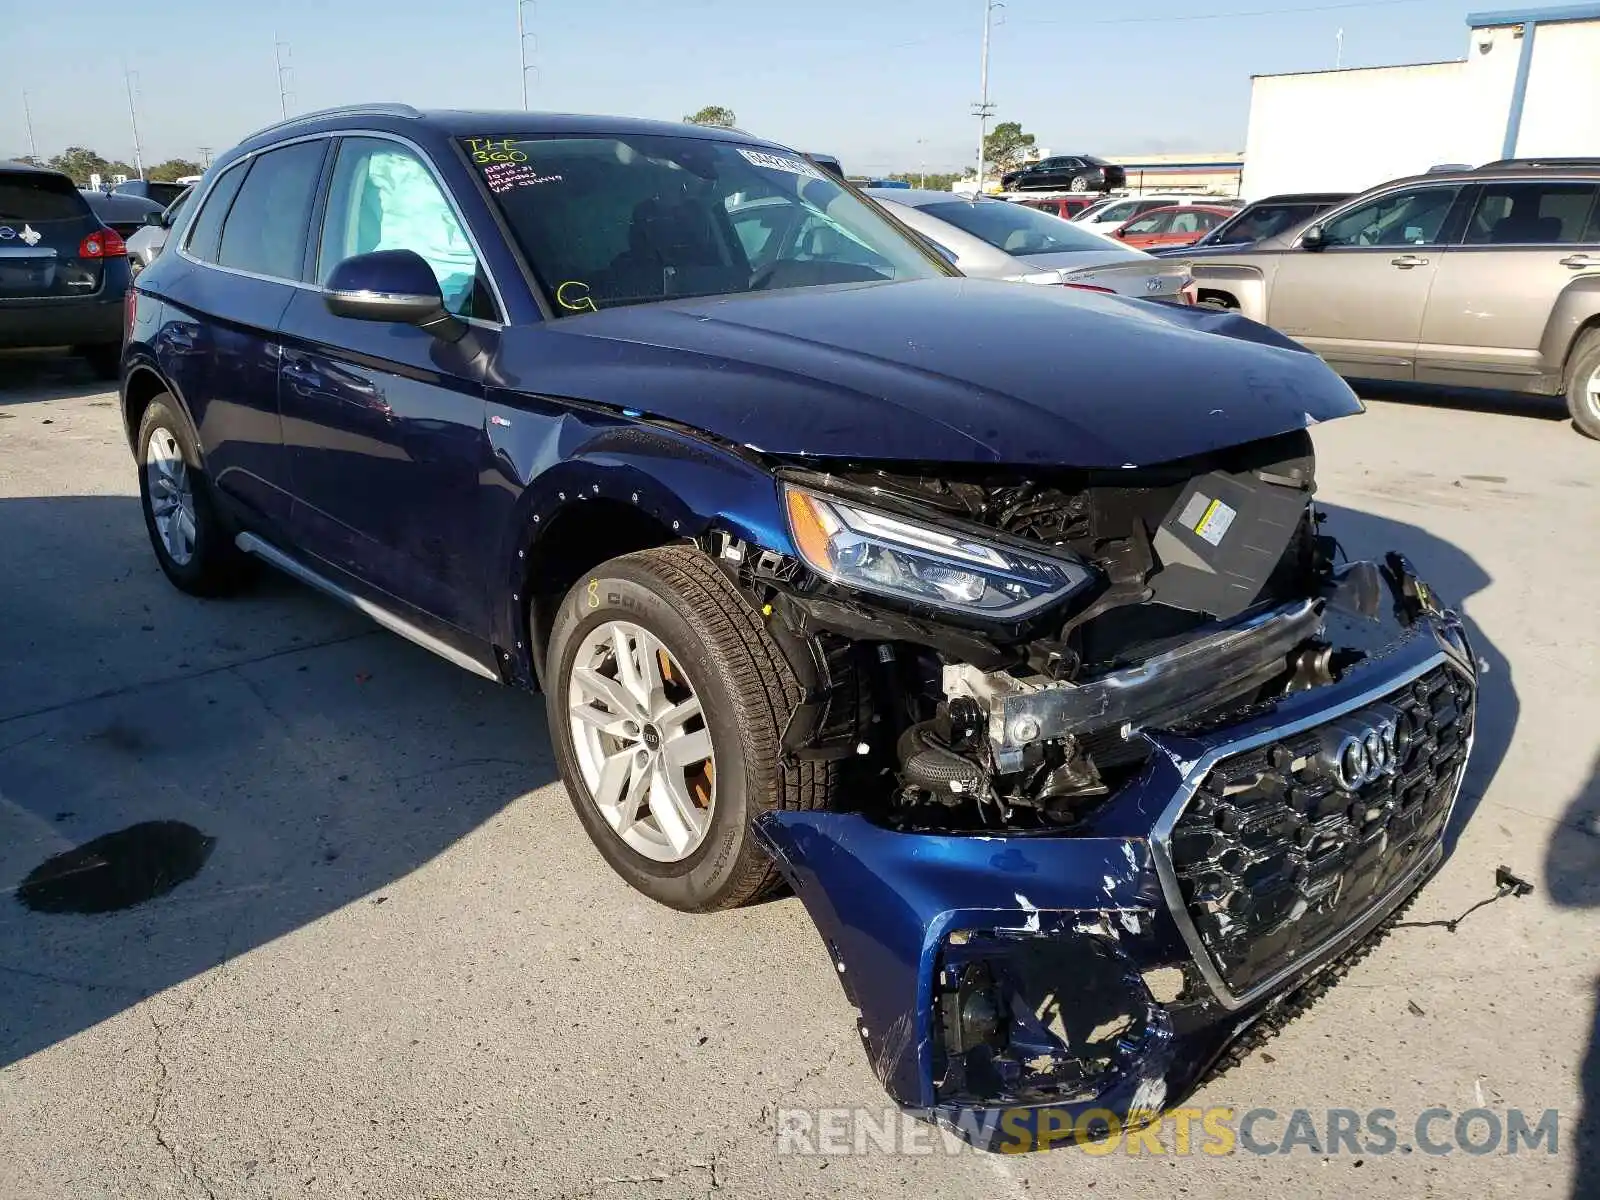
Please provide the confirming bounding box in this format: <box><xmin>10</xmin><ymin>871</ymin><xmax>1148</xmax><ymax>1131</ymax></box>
<box><xmin>501</xmin><ymin>277</ymin><xmax>1361</xmax><ymax>467</ymax></box>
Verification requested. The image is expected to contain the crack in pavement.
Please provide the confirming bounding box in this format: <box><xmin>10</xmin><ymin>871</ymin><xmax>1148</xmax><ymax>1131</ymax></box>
<box><xmin>0</xmin><ymin>629</ymin><xmax>379</xmax><ymax>729</ymax></box>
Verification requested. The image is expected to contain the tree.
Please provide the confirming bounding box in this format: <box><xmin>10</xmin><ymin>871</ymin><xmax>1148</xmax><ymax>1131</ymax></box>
<box><xmin>887</xmin><ymin>171</ymin><xmax>965</xmax><ymax>193</ymax></box>
<box><xmin>683</xmin><ymin>105</ymin><xmax>736</xmax><ymax>129</ymax></box>
<box><xmin>149</xmin><ymin>159</ymin><xmax>202</xmax><ymax>182</ymax></box>
<box><xmin>982</xmin><ymin>121</ymin><xmax>1036</xmax><ymax>177</ymax></box>
<box><xmin>46</xmin><ymin>146</ymin><xmax>110</xmax><ymax>186</ymax></box>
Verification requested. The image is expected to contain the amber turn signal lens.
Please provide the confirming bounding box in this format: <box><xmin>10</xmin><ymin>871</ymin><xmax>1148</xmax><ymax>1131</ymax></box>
<box><xmin>786</xmin><ymin>488</ymin><xmax>836</xmax><ymax>572</ymax></box>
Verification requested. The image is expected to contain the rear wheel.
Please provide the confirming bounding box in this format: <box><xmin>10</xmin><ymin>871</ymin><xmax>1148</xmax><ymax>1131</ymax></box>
<box><xmin>546</xmin><ymin>545</ymin><xmax>834</xmax><ymax>911</ymax></box>
<box><xmin>136</xmin><ymin>396</ymin><xmax>253</xmax><ymax>595</ymax></box>
<box><xmin>1564</xmin><ymin>329</ymin><xmax>1600</xmax><ymax>440</ymax></box>
<box><xmin>1069</xmin><ymin>174</ymin><xmax>1090</xmax><ymax>193</ymax></box>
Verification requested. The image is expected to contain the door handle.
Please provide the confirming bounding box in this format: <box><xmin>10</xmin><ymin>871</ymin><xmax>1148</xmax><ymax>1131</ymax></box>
<box><xmin>1559</xmin><ymin>253</ymin><xmax>1597</xmax><ymax>269</ymax></box>
<box><xmin>1390</xmin><ymin>255</ymin><xmax>1429</xmax><ymax>268</ymax></box>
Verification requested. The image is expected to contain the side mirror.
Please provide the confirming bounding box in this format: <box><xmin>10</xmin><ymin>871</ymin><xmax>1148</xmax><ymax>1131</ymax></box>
<box><xmin>1301</xmin><ymin>224</ymin><xmax>1326</xmax><ymax>251</ymax></box>
<box><xmin>323</xmin><ymin>249</ymin><xmax>465</xmax><ymax>341</ymax></box>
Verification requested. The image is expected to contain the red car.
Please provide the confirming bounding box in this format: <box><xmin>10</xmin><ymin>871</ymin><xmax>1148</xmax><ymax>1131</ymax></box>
<box><xmin>1112</xmin><ymin>204</ymin><xmax>1236</xmax><ymax>249</ymax></box>
<box><xmin>1013</xmin><ymin>194</ymin><xmax>1098</xmax><ymax>220</ymax></box>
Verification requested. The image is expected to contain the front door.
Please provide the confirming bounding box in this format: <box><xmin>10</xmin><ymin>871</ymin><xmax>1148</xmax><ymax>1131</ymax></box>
<box><xmin>277</xmin><ymin>135</ymin><xmax>501</xmax><ymax>636</ymax></box>
<box><xmin>1416</xmin><ymin>180</ymin><xmax>1600</xmax><ymax>385</ymax></box>
<box><xmin>1268</xmin><ymin>183</ymin><xmax>1465</xmax><ymax>382</ymax></box>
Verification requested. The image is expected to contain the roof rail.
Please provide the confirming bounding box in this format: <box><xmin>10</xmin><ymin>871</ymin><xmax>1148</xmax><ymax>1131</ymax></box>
<box><xmin>1477</xmin><ymin>155</ymin><xmax>1600</xmax><ymax>170</ymax></box>
<box><xmin>241</xmin><ymin>103</ymin><xmax>423</xmax><ymax>142</ymax></box>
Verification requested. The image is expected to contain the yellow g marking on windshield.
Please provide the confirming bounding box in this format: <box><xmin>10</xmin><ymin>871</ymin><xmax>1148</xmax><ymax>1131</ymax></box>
<box><xmin>557</xmin><ymin>281</ymin><xmax>598</xmax><ymax>313</ymax></box>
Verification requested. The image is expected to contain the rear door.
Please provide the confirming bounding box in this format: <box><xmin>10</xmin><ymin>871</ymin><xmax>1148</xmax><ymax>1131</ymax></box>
<box><xmin>1415</xmin><ymin>179</ymin><xmax>1600</xmax><ymax>386</ymax></box>
<box><xmin>1268</xmin><ymin>183</ymin><xmax>1465</xmax><ymax>382</ymax></box>
<box><xmin>276</xmin><ymin>134</ymin><xmax>499</xmax><ymax>636</ymax></box>
<box><xmin>0</xmin><ymin>170</ymin><xmax>106</xmax><ymax>305</ymax></box>
<box><xmin>156</xmin><ymin>140</ymin><xmax>329</xmax><ymax>529</ymax></box>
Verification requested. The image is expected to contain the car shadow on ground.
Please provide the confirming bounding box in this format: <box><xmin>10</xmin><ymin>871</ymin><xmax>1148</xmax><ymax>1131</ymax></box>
<box><xmin>1354</xmin><ymin>378</ymin><xmax>1571</xmax><ymax>425</ymax></box>
<box><xmin>1545</xmin><ymin>754</ymin><xmax>1599</xmax><ymax>1199</ymax></box>
<box><xmin>1319</xmin><ymin>502</ymin><xmax>1514</xmax><ymax>852</ymax></box>
<box><xmin>0</xmin><ymin>493</ymin><xmax>560</xmax><ymax>1070</ymax></box>
<box><xmin>0</xmin><ymin>351</ymin><xmax>118</xmax><ymax>407</ymax></box>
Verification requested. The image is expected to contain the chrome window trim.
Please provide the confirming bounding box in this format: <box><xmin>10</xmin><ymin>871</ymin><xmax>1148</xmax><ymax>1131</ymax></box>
<box><xmin>178</xmin><ymin>127</ymin><xmax>508</xmax><ymax>327</ymax></box>
<box><xmin>1148</xmin><ymin>649</ymin><xmax>1475</xmax><ymax>1010</ymax></box>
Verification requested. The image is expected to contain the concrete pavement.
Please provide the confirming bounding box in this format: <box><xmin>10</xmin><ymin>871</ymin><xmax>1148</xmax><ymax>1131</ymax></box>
<box><xmin>1</xmin><ymin>356</ymin><xmax>1594</xmax><ymax>1198</ymax></box>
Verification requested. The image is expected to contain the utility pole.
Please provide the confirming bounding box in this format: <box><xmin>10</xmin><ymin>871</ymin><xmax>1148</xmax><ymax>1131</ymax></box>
<box><xmin>124</xmin><ymin>69</ymin><xmax>145</xmax><ymax>180</ymax></box>
<box><xmin>517</xmin><ymin>0</ymin><xmax>537</xmax><ymax>109</ymax></box>
<box><xmin>1335</xmin><ymin>28</ymin><xmax>1344</xmax><ymax>68</ymax></box>
<box><xmin>972</xmin><ymin>0</ymin><xmax>1002</xmax><ymax>194</ymax></box>
<box><xmin>199</xmin><ymin>146</ymin><xmax>213</xmax><ymax>169</ymax></box>
<box><xmin>275</xmin><ymin>35</ymin><xmax>293</xmax><ymax>120</ymax></box>
<box><xmin>22</xmin><ymin>91</ymin><xmax>37</xmax><ymax>162</ymax></box>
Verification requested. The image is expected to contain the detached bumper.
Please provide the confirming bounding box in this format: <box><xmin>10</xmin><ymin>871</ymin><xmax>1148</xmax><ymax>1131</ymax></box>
<box><xmin>754</xmin><ymin>579</ymin><xmax>1476</xmax><ymax>1150</ymax></box>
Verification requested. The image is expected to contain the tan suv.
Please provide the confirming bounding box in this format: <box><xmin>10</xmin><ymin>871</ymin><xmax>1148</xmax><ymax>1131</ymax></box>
<box><xmin>1185</xmin><ymin>159</ymin><xmax>1600</xmax><ymax>438</ymax></box>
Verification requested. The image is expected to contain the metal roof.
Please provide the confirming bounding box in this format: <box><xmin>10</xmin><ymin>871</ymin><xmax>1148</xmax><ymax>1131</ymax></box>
<box><xmin>1466</xmin><ymin>3</ymin><xmax>1600</xmax><ymax>25</ymax></box>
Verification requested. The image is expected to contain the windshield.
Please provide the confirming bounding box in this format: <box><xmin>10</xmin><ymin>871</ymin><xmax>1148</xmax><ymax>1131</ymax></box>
<box><xmin>919</xmin><ymin>199</ymin><xmax>1116</xmax><ymax>257</ymax></box>
<box><xmin>462</xmin><ymin>135</ymin><xmax>948</xmax><ymax>314</ymax></box>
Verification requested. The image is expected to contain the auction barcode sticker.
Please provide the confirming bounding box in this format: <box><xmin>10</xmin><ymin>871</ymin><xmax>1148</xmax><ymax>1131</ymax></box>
<box><xmin>737</xmin><ymin>149</ymin><xmax>825</xmax><ymax>180</ymax></box>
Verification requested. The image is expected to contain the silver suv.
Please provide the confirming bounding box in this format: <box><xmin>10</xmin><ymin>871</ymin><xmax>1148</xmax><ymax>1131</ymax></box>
<box><xmin>1186</xmin><ymin>159</ymin><xmax>1600</xmax><ymax>438</ymax></box>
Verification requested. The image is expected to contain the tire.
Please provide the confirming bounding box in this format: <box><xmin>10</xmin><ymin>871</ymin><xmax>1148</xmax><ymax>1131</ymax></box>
<box><xmin>1198</xmin><ymin>293</ymin><xmax>1239</xmax><ymax>312</ymax></box>
<box><xmin>135</xmin><ymin>395</ymin><xmax>253</xmax><ymax>595</ymax></box>
<box><xmin>1564</xmin><ymin>328</ymin><xmax>1600</xmax><ymax>440</ymax></box>
<box><xmin>546</xmin><ymin>545</ymin><xmax>834</xmax><ymax>912</ymax></box>
<box><xmin>1069</xmin><ymin>174</ymin><xmax>1090</xmax><ymax>193</ymax></box>
<box><xmin>80</xmin><ymin>344</ymin><xmax>121</xmax><ymax>380</ymax></box>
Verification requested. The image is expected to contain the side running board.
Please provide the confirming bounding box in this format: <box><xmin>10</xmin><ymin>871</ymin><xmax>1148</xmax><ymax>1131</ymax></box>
<box><xmin>234</xmin><ymin>533</ymin><xmax>501</xmax><ymax>683</ymax></box>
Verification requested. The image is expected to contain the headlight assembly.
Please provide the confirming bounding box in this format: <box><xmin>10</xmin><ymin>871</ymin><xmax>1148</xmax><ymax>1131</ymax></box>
<box><xmin>783</xmin><ymin>484</ymin><xmax>1095</xmax><ymax>619</ymax></box>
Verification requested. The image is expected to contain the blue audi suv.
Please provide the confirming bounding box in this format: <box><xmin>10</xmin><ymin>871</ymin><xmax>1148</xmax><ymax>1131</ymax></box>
<box><xmin>122</xmin><ymin>105</ymin><xmax>1478</xmax><ymax>1148</ymax></box>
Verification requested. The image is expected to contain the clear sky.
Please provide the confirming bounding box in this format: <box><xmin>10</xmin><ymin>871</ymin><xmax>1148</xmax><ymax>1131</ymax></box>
<box><xmin>4</xmin><ymin>0</ymin><xmax>1480</xmax><ymax>175</ymax></box>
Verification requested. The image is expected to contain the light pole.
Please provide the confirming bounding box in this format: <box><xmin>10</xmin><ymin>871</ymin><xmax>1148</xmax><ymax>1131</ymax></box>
<box><xmin>517</xmin><ymin>0</ymin><xmax>538</xmax><ymax>110</ymax></box>
<box><xmin>275</xmin><ymin>35</ymin><xmax>294</xmax><ymax>120</ymax></box>
<box><xmin>972</xmin><ymin>0</ymin><xmax>1003</xmax><ymax>193</ymax></box>
<box><xmin>124</xmin><ymin>69</ymin><xmax>145</xmax><ymax>180</ymax></box>
<box><xmin>22</xmin><ymin>91</ymin><xmax>37</xmax><ymax>162</ymax></box>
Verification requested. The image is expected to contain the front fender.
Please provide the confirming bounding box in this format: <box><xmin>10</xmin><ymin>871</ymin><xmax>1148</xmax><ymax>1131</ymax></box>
<box><xmin>482</xmin><ymin>391</ymin><xmax>793</xmax><ymax>676</ymax></box>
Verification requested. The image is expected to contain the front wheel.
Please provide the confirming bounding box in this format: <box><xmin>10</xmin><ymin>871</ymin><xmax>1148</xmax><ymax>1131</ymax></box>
<box><xmin>546</xmin><ymin>545</ymin><xmax>834</xmax><ymax>911</ymax></box>
<box><xmin>1565</xmin><ymin>329</ymin><xmax>1600</xmax><ymax>440</ymax></box>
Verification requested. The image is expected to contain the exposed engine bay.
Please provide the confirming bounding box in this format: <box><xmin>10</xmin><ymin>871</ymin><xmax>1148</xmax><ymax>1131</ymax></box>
<box><xmin>713</xmin><ymin>429</ymin><xmax>1454</xmax><ymax>835</ymax></box>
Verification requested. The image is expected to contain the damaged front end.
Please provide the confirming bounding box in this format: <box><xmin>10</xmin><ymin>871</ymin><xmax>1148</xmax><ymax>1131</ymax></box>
<box><xmin>719</xmin><ymin>427</ymin><xmax>1478</xmax><ymax>1149</ymax></box>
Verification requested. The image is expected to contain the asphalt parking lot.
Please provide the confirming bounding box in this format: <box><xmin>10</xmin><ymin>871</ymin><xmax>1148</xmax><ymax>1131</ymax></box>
<box><xmin>1</xmin><ymin>353</ymin><xmax>1595</xmax><ymax>1199</ymax></box>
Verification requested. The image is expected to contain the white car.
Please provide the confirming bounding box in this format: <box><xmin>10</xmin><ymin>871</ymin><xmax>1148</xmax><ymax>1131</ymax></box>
<box><xmin>867</xmin><ymin>189</ymin><xmax>1193</xmax><ymax>303</ymax></box>
<box><xmin>1074</xmin><ymin>193</ymin><xmax>1241</xmax><ymax>236</ymax></box>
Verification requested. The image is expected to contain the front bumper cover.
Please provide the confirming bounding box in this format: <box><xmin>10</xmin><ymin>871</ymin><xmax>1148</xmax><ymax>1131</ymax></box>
<box><xmin>753</xmin><ymin>566</ymin><xmax>1476</xmax><ymax>1150</ymax></box>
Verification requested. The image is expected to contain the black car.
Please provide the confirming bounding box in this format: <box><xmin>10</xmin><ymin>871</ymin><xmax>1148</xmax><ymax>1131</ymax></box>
<box><xmin>122</xmin><ymin>105</ymin><xmax>1477</xmax><ymax>1149</ymax></box>
<box><xmin>1150</xmin><ymin>191</ymin><xmax>1352</xmax><ymax>255</ymax></box>
<box><xmin>112</xmin><ymin>179</ymin><xmax>190</xmax><ymax>208</ymax></box>
<box><xmin>1001</xmin><ymin>155</ymin><xmax>1125</xmax><ymax>193</ymax></box>
<box><xmin>0</xmin><ymin>160</ymin><xmax>131</xmax><ymax>377</ymax></box>
<box><xmin>81</xmin><ymin>187</ymin><xmax>165</xmax><ymax>241</ymax></box>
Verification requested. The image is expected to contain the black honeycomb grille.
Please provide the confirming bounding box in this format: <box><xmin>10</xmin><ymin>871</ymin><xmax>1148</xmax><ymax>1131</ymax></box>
<box><xmin>1167</xmin><ymin>665</ymin><xmax>1474</xmax><ymax>995</ymax></box>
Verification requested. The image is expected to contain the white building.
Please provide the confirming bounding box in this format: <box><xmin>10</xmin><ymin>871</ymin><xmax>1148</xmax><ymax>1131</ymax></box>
<box><xmin>1241</xmin><ymin>4</ymin><xmax>1600</xmax><ymax>199</ymax></box>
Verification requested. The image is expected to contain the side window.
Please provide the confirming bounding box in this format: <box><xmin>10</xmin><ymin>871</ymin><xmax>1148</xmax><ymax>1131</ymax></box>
<box><xmin>1170</xmin><ymin>212</ymin><xmax>1200</xmax><ymax>235</ymax></box>
<box><xmin>317</xmin><ymin>137</ymin><xmax>486</xmax><ymax>319</ymax></box>
<box><xmin>217</xmin><ymin>140</ymin><xmax>327</xmax><ymax>279</ymax></box>
<box><xmin>1125</xmin><ymin>212</ymin><xmax>1170</xmax><ymax>235</ymax></box>
<box><xmin>1100</xmin><ymin>202</ymin><xmax>1138</xmax><ymax>223</ymax></box>
<box><xmin>1320</xmin><ymin>186</ymin><xmax>1461</xmax><ymax>247</ymax></box>
<box><xmin>183</xmin><ymin>163</ymin><xmax>249</xmax><ymax>263</ymax></box>
<box><xmin>1195</xmin><ymin>211</ymin><xmax>1223</xmax><ymax>230</ymax></box>
<box><xmin>1463</xmin><ymin>182</ymin><xmax>1600</xmax><ymax>245</ymax></box>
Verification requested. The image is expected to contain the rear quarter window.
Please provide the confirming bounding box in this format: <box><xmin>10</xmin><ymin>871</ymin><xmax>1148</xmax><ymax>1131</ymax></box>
<box><xmin>0</xmin><ymin>173</ymin><xmax>90</xmax><ymax>223</ymax></box>
<box><xmin>184</xmin><ymin>162</ymin><xmax>250</xmax><ymax>263</ymax></box>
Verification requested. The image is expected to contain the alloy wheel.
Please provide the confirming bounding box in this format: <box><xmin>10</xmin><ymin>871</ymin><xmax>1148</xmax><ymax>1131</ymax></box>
<box><xmin>145</xmin><ymin>427</ymin><xmax>197</xmax><ymax>567</ymax></box>
<box><xmin>568</xmin><ymin>620</ymin><xmax>716</xmax><ymax>863</ymax></box>
<box><xmin>1587</xmin><ymin>362</ymin><xmax>1600</xmax><ymax>418</ymax></box>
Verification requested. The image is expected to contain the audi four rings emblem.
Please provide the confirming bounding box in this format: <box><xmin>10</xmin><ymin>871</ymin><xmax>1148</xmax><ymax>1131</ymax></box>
<box><xmin>1315</xmin><ymin>705</ymin><xmax>1402</xmax><ymax>790</ymax></box>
